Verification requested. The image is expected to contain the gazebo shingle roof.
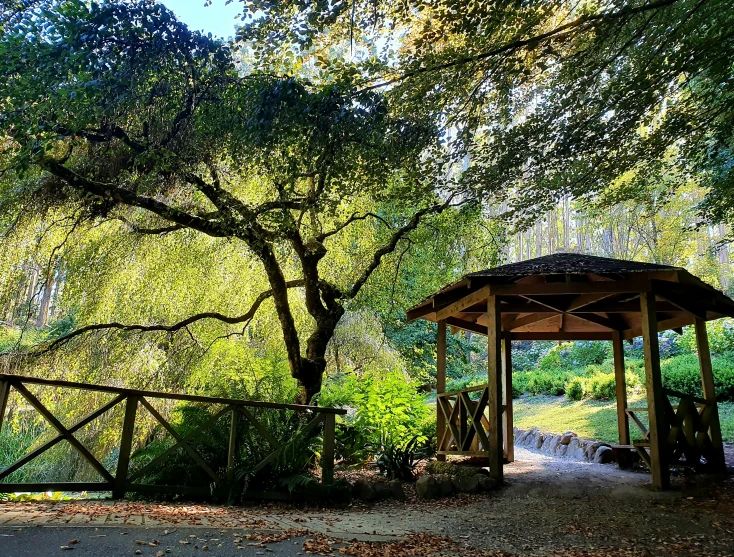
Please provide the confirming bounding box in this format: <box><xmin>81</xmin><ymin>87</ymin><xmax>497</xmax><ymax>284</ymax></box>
<box><xmin>466</xmin><ymin>253</ymin><xmax>680</xmax><ymax>279</ymax></box>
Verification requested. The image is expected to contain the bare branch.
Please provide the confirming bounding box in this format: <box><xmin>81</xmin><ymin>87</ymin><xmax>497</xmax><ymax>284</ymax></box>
<box><xmin>315</xmin><ymin>212</ymin><xmax>393</xmax><ymax>241</ymax></box>
<box><xmin>22</xmin><ymin>279</ymin><xmax>306</xmax><ymax>355</ymax></box>
<box><xmin>41</xmin><ymin>159</ymin><xmax>229</xmax><ymax>238</ymax></box>
<box><xmin>348</xmin><ymin>199</ymin><xmax>456</xmax><ymax>299</ymax></box>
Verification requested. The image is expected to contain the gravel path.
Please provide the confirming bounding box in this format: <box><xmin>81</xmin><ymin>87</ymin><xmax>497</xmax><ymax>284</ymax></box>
<box><xmin>2</xmin><ymin>448</ymin><xmax>733</xmax><ymax>556</ymax></box>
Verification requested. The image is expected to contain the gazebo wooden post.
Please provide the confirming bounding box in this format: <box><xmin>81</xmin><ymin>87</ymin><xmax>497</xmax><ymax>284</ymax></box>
<box><xmin>612</xmin><ymin>331</ymin><xmax>630</xmax><ymax>445</ymax></box>
<box><xmin>694</xmin><ymin>318</ymin><xmax>726</xmax><ymax>472</ymax></box>
<box><xmin>487</xmin><ymin>296</ymin><xmax>504</xmax><ymax>482</ymax></box>
<box><xmin>436</xmin><ymin>320</ymin><xmax>447</xmax><ymax>462</ymax></box>
<box><xmin>502</xmin><ymin>336</ymin><xmax>514</xmax><ymax>463</ymax></box>
<box><xmin>640</xmin><ymin>291</ymin><xmax>670</xmax><ymax>490</ymax></box>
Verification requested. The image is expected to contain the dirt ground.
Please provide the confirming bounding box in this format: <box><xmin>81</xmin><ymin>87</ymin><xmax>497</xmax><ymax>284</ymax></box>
<box><xmin>2</xmin><ymin>447</ymin><xmax>733</xmax><ymax>556</ymax></box>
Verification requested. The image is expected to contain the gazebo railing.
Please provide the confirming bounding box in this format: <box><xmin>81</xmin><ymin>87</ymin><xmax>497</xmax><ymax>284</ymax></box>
<box><xmin>437</xmin><ymin>384</ymin><xmax>507</xmax><ymax>457</ymax></box>
<box><xmin>0</xmin><ymin>374</ymin><xmax>345</xmax><ymax>497</ymax></box>
<box><xmin>625</xmin><ymin>388</ymin><xmax>723</xmax><ymax>471</ymax></box>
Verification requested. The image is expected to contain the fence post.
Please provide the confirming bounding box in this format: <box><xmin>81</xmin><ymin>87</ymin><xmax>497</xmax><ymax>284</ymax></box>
<box><xmin>0</xmin><ymin>379</ymin><xmax>10</xmax><ymax>435</ymax></box>
<box><xmin>322</xmin><ymin>413</ymin><xmax>335</xmax><ymax>485</ymax></box>
<box><xmin>227</xmin><ymin>407</ymin><xmax>238</xmax><ymax>482</ymax></box>
<box><xmin>113</xmin><ymin>395</ymin><xmax>138</xmax><ymax>499</ymax></box>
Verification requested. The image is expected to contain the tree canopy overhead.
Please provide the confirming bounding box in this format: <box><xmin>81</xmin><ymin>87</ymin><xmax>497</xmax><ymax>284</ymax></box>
<box><xmin>240</xmin><ymin>0</ymin><xmax>734</xmax><ymax>227</ymax></box>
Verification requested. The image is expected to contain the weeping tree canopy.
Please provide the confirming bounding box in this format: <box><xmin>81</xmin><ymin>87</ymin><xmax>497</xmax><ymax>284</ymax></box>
<box><xmin>0</xmin><ymin>0</ymin><xmax>470</xmax><ymax>402</ymax></box>
<box><xmin>240</xmin><ymin>0</ymin><xmax>734</xmax><ymax>228</ymax></box>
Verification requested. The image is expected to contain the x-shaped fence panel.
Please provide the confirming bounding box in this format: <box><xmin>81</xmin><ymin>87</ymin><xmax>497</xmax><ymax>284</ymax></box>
<box><xmin>0</xmin><ymin>374</ymin><xmax>344</xmax><ymax>497</ymax></box>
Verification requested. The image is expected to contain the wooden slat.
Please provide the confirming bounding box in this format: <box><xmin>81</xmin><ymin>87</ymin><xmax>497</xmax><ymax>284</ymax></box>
<box><xmin>0</xmin><ymin>393</ymin><xmax>125</xmax><ymax>481</ymax></box>
<box><xmin>322</xmin><ymin>413</ymin><xmax>336</xmax><ymax>484</ymax></box>
<box><xmin>0</xmin><ymin>482</ymin><xmax>112</xmax><ymax>492</ymax></box>
<box><xmin>446</xmin><ymin>317</ymin><xmax>488</xmax><ymax>335</ymax></box>
<box><xmin>114</xmin><ymin>395</ymin><xmax>138</xmax><ymax>499</ymax></box>
<box><xmin>508</xmin><ymin>332</ymin><xmax>614</xmax><ymax>340</ymax></box>
<box><xmin>238</xmin><ymin>406</ymin><xmax>281</xmax><ymax>449</ymax></box>
<box><xmin>502</xmin><ymin>337</ymin><xmax>514</xmax><ymax>463</ymax></box>
<box><xmin>694</xmin><ymin>318</ymin><xmax>725</xmax><ymax>471</ymax></box>
<box><xmin>489</xmin><ymin>278</ymin><xmax>651</xmax><ymax>297</ymax></box>
<box><xmin>0</xmin><ymin>379</ymin><xmax>10</xmax><ymax>439</ymax></box>
<box><xmin>0</xmin><ymin>374</ymin><xmax>346</xmax><ymax>415</ymax></box>
<box><xmin>127</xmin><ymin>404</ymin><xmax>233</xmax><ymax>483</ymax></box>
<box><xmin>227</xmin><ymin>408</ymin><xmax>238</xmax><ymax>482</ymax></box>
<box><xmin>436</xmin><ymin>286</ymin><xmax>490</xmax><ymax>321</ymax></box>
<box><xmin>12</xmin><ymin>381</ymin><xmax>114</xmax><ymax>483</ymax></box>
<box><xmin>139</xmin><ymin>397</ymin><xmax>219</xmax><ymax>482</ymax></box>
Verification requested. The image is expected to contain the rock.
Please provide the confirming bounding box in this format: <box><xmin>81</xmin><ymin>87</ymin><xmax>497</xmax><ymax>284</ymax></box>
<box><xmin>541</xmin><ymin>435</ymin><xmax>554</xmax><ymax>452</ymax></box>
<box><xmin>516</xmin><ymin>429</ymin><xmax>530</xmax><ymax>445</ymax></box>
<box><xmin>584</xmin><ymin>441</ymin><xmax>604</xmax><ymax>461</ymax></box>
<box><xmin>594</xmin><ymin>446</ymin><xmax>615</xmax><ymax>464</ymax></box>
<box><xmin>522</xmin><ymin>433</ymin><xmax>535</xmax><ymax>447</ymax></box>
<box><xmin>388</xmin><ymin>480</ymin><xmax>406</xmax><ymax>500</ymax></box>
<box><xmin>426</xmin><ymin>461</ymin><xmax>454</xmax><ymax>475</ymax></box>
<box><xmin>354</xmin><ymin>480</ymin><xmax>375</xmax><ymax>501</ymax></box>
<box><xmin>567</xmin><ymin>437</ymin><xmax>581</xmax><ymax>456</ymax></box>
<box><xmin>452</xmin><ymin>475</ymin><xmax>479</xmax><ymax>493</ymax></box>
<box><xmin>436</xmin><ymin>475</ymin><xmax>454</xmax><ymax>496</ymax></box>
<box><xmin>416</xmin><ymin>476</ymin><xmax>439</xmax><ymax>499</ymax></box>
<box><xmin>477</xmin><ymin>475</ymin><xmax>498</xmax><ymax>491</ymax></box>
<box><xmin>535</xmin><ymin>434</ymin><xmax>545</xmax><ymax>449</ymax></box>
<box><xmin>548</xmin><ymin>435</ymin><xmax>562</xmax><ymax>454</ymax></box>
<box><xmin>373</xmin><ymin>482</ymin><xmax>392</xmax><ymax>500</ymax></box>
<box><xmin>556</xmin><ymin>443</ymin><xmax>568</xmax><ymax>457</ymax></box>
<box><xmin>560</xmin><ymin>431</ymin><xmax>576</xmax><ymax>445</ymax></box>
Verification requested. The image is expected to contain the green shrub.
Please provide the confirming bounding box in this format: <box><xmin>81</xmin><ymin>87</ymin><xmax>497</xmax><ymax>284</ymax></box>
<box><xmin>526</xmin><ymin>369</ymin><xmax>569</xmax><ymax>396</ymax></box>
<box><xmin>351</xmin><ymin>372</ymin><xmax>430</xmax><ymax>447</ymax></box>
<box><xmin>512</xmin><ymin>372</ymin><xmax>531</xmax><ymax>398</ymax></box>
<box><xmin>565</xmin><ymin>377</ymin><xmax>584</xmax><ymax>401</ymax></box>
<box><xmin>584</xmin><ymin>371</ymin><xmax>617</xmax><ymax>400</ymax></box>
<box><xmin>660</xmin><ymin>353</ymin><xmax>734</xmax><ymax>401</ymax></box>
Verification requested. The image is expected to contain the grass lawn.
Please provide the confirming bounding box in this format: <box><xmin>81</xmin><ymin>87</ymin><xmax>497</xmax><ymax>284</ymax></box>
<box><xmin>513</xmin><ymin>395</ymin><xmax>734</xmax><ymax>444</ymax></box>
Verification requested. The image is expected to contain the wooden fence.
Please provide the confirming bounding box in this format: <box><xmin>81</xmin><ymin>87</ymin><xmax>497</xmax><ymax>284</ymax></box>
<box><xmin>627</xmin><ymin>388</ymin><xmax>726</xmax><ymax>472</ymax></box>
<box><xmin>437</xmin><ymin>384</ymin><xmax>509</xmax><ymax>459</ymax></box>
<box><xmin>0</xmin><ymin>374</ymin><xmax>346</xmax><ymax>498</ymax></box>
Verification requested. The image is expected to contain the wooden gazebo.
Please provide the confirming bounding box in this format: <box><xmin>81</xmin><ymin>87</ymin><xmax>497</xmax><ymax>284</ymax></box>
<box><xmin>407</xmin><ymin>253</ymin><xmax>732</xmax><ymax>489</ymax></box>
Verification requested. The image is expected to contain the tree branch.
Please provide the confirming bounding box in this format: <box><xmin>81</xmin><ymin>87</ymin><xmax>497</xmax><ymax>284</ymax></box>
<box><xmin>29</xmin><ymin>280</ymin><xmax>306</xmax><ymax>354</ymax></box>
<box><xmin>348</xmin><ymin>199</ymin><xmax>456</xmax><ymax>299</ymax></box>
<box><xmin>41</xmin><ymin>159</ymin><xmax>229</xmax><ymax>238</ymax></box>
<box><xmin>359</xmin><ymin>0</ymin><xmax>683</xmax><ymax>93</ymax></box>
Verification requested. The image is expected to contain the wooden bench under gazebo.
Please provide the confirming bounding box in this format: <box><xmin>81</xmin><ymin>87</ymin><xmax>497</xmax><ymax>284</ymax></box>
<box><xmin>407</xmin><ymin>253</ymin><xmax>731</xmax><ymax>489</ymax></box>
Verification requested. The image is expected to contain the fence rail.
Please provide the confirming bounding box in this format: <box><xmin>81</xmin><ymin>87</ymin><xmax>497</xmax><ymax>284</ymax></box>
<box><xmin>0</xmin><ymin>374</ymin><xmax>345</xmax><ymax>497</ymax></box>
<box><xmin>437</xmin><ymin>384</ymin><xmax>507</xmax><ymax>458</ymax></box>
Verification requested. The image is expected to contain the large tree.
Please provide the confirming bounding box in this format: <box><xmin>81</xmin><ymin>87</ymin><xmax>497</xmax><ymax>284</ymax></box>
<box><xmin>0</xmin><ymin>1</ymin><xmax>462</xmax><ymax>402</ymax></box>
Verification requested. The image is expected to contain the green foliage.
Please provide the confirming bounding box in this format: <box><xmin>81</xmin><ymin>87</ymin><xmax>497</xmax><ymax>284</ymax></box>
<box><xmin>538</xmin><ymin>342</ymin><xmax>609</xmax><ymax>371</ymax></box>
<box><xmin>374</xmin><ymin>435</ymin><xmax>423</xmax><ymax>481</ymax></box>
<box><xmin>661</xmin><ymin>353</ymin><xmax>734</xmax><ymax>401</ymax></box>
<box><xmin>582</xmin><ymin>370</ymin><xmax>617</xmax><ymax>401</ymax></box>
<box><xmin>565</xmin><ymin>377</ymin><xmax>584</xmax><ymax>401</ymax></box>
<box><xmin>680</xmin><ymin>320</ymin><xmax>734</xmax><ymax>357</ymax></box>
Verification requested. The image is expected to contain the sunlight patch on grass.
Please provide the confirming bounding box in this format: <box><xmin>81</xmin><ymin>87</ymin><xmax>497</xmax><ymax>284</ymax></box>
<box><xmin>513</xmin><ymin>394</ymin><xmax>734</xmax><ymax>445</ymax></box>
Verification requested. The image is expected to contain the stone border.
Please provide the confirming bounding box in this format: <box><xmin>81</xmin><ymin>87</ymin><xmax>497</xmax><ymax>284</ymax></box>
<box><xmin>514</xmin><ymin>427</ymin><xmax>615</xmax><ymax>464</ymax></box>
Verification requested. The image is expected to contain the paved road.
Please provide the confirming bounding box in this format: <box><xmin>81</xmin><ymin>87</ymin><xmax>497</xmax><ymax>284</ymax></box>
<box><xmin>0</xmin><ymin>527</ymin><xmax>314</xmax><ymax>557</ymax></box>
